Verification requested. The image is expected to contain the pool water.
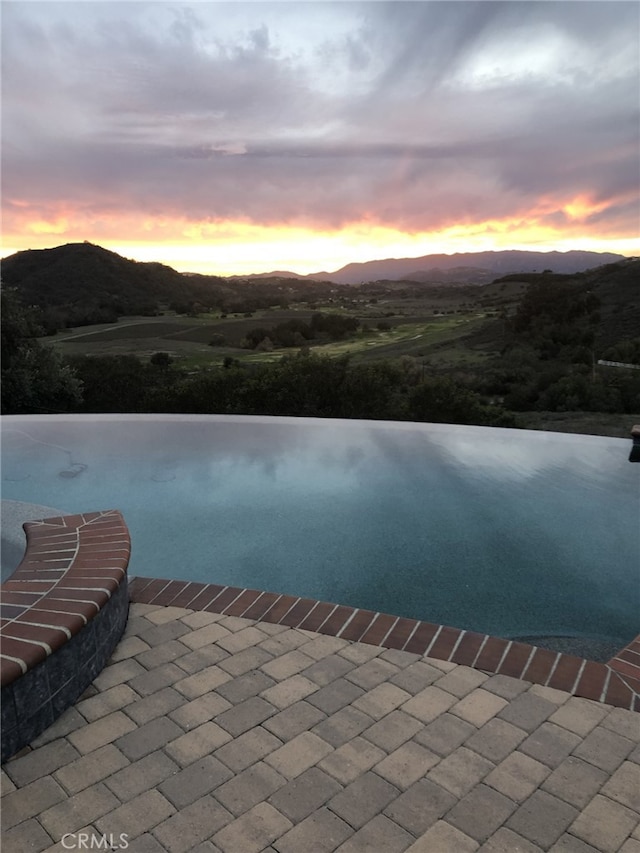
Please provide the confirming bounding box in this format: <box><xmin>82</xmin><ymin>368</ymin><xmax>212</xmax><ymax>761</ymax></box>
<box><xmin>2</xmin><ymin>414</ymin><xmax>638</xmax><ymax>649</ymax></box>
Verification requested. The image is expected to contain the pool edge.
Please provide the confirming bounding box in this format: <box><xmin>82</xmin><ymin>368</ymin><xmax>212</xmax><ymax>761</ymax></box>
<box><xmin>128</xmin><ymin>575</ymin><xmax>640</xmax><ymax>712</ymax></box>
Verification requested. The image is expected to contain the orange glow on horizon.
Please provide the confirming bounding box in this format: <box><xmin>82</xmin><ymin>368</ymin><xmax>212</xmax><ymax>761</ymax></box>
<box><xmin>2</xmin><ymin>207</ymin><xmax>638</xmax><ymax>276</ymax></box>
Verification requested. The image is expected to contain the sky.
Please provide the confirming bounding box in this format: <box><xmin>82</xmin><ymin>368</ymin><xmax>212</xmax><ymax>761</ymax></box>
<box><xmin>2</xmin><ymin>0</ymin><xmax>639</xmax><ymax>276</ymax></box>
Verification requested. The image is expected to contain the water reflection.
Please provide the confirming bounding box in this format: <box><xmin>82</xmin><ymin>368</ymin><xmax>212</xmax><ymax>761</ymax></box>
<box><xmin>2</xmin><ymin>415</ymin><xmax>638</xmax><ymax>647</ymax></box>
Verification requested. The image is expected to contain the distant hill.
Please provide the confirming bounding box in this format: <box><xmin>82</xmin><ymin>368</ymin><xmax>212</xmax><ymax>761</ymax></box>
<box><xmin>492</xmin><ymin>257</ymin><xmax>640</xmax><ymax>347</ymax></box>
<box><xmin>581</xmin><ymin>259</ymin><xmax>640</xmax><ymax>348</ymax></box>
<box><xmin>0</xmin><ymin>242</ymin><xmax>231</xmax><ymax>328</ymax></box>
<box><xmin>308</xmin><ymin>250</ymin><xmax>626</xmax><ymax>284</ymax></box>
<box><xmin>234</xmin><ymin>270</ymin><xmax>311</xmax><ymax>281</ymax></box>
<box><xmin>402</xmin><ymin>266</ymin><xmax>496</xmax><ymax>285</ymax></box>
<box><xmin>2</xmin><ymin>242</ymin><xmax>633</xmax><ymax>337</ymax></box>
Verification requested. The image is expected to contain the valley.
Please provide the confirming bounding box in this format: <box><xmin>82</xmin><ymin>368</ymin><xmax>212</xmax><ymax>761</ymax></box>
<box><xmin>2</xmin><ymin>243</ymin><xmax>639</xmax><ymax>437</ymax></box>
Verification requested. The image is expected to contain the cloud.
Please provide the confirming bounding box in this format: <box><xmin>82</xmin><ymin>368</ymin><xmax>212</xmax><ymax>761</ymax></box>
<box><xmin>2</xmin><ymin>1</ymin><xmax>638</xmax><ymax>253</ymax></box>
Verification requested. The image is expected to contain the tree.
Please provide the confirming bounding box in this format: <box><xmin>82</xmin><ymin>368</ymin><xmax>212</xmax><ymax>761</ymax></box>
<box><xmin>1</xmin><ymin>288</ymin><xmax>83</xmax><ymax>413</ymax></box>
<box><xmin>150</xmin><ymin>351</ymin><xmax>173</xmax><ymax>369</ymax></box>
<box><xmin>409</xmin><ymin>377</ymin><xmax>491</xmax><ymax>424</ymax></box>
<box><xmin>208</xmin><ymin>334</ymin><xmax>228</xmax><ymax>347</ymax></box>
<box><xmin>67</xmin><ymin>355</ymin><xmax>149</xmax><ymax>412</ymax></box>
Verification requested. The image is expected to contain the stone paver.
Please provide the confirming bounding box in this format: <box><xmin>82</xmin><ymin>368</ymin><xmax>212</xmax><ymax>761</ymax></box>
<box><xmin>384</xmin><ymin>778</ymin><xmax>457</xmax><ymax>836</ymax></box>
<box><xmin>128</xmin><ymin>661</ymin><xmax>187</xmax><ymax>696</ymax></box>
<box><xmin>374</xmin><ymin>740</ymin><xmax>439</xmax><ymax>789</ymax></box>
<box><xmin>506</xmin><ymin>790</ymin><xmax>579</xmax><ymax>849</ymax></box>
<box><xmin>445</xmin><ymin>783</ymin><xmax>517</xmax><ymax>843</ymax></box>
<box><xmin>479</xmin><ymin>826</ymin><xmax>544</xmax><ymax>852</ymax></box>
<box><xmin>159</xmin><ymin>756</ymin><xmax>234</xmax><ymax>809</ymax></box>
<box><xmin>307</xmin><ymin>678</ymin><xmax>365</xmax><ymax>714</ymax></box>
<box><xmin>215</xmin><ymin>727</ymin><xmax>283</xmax><ymax>773</ymax></box>
<box><xmin>264</xmin><ymin>731</ymin><xmax>333</xmax><ymax>779</ymax></box>
<box><xmin>345</xmin><ymin>657</ymin><xmax>400</xmax><ymax>690</ymax></box>
<box><xmin>215</xmin><ymin>669</ymin><xmax>275</xmax><ymax>704</ymax></box>
<box><xmin>405</xmin><ymin>820</ymin><xmax>479</xmax><ymax>852</ymax></box>
<box><xmin>95</xmin><ymin>789</ymin><xmax>176</xmax><ymax>839</ymax></box>
<box><xmin>152</xmin><ymin>795</ymin><xmax>233</xmax><ymax>853</ymax></box>
<box><xmin>3</xmin><ymin>739</ymin><xmax>80</xmax><ymax>787</ymax></box>
<box><xmin>351</xmin><ymin>682</ymin><xmax>411</xmax><ymax>720</ymax></box>
<box><xmin>304</xmin><ymin>646</ymin><xmax>353</xmax><ymax>687</ymax></box>
<box><xmin>568</xmin><ymin>794</ymin><xmax>639</xmax><ymax>853</ymax></box>
<box><xmin>311</xmin><ymin>706</ymin><xmax>373</xmax><ymax>747</ymax></box>
<box><xmin>135</xmin><ymin>638</ymin><xmax>191</xmax><ymax>669</ymax></box>
<box><xmin>105</xmin><ymin>749</ymin><xmax>180</xmax><ymax>801</ymax></box>
<box><xmin>75</xmin><ymin>683</ymin><xmax>139</xmax><ymax>722</ymax></box>
<box><xmin>126</xmin><ymin>685</ymin><xmax>186</xmax><ymax>725</ymax></box>
<box><xmin>174</xmin><ymin>665</ymin><xmax>232</xmax><ymax>699</ymax></box>
<box><xmin>465</xmin><ymin>717</ymin><xmax>527</xmax><ymax>763</ymax></box>
<box><xmin>518</xmin><ymin>721</ymin><xmax>583</xmax><ymax>769</ymax></box>
<box><xmin>573</xmin><ymin>724</ymin><xmax>636</xmax><ymax>772</ymax></box>
<box><xmin>177</xmin><ymin>644</ymin><xmax>233</xmax><ymax>674</ymax></box>
<box><xmin>1</xmin><ymin>816</ymin><xmax>54</xmax><ymax>853</ymax></box>
<box><xmin>390</xmin><ymin>660</ymin><xmax>442</xmax><ymax>694</ymax></box>
<box><xmin>549</xmin><ymin>696</ymin><xmax>610</xmax><ymax>736</ymax></box>
<box><xmin>268</xmin><ymin>766</ymin><xmax>342</xmax><ymax>822</ymax></box>
<box><xmin>115</xmin><ymin>715</ymin><xmax>184</xmax><ymax>761</ymax></box>
<box><xmin>259</xmin><ymin>648</ymin><xmax>316</xmax><ymax>680</ymax></box>
<box><xmin>66</xmin><ymin>711</ymin><xmax>137</xmax><ymax>754</ymax></box>
<box><xmin>1</xmin><ymin>777</ymin><xmax>67</xmax><ymax>829</ymax></box>
<box><xmin>450</xmin><ymin>688</ymin><xmax>509</xmax><ymax>727</ymax></box>
<box><xmin>600</xmin><ymin>760</ymin><xmax>640</xmax><ymax>812</ymax></box>
<box><xmin>214</xmin><ymin>761</ymin><xmax>286</xmax><ymax>816</ymax></box>
<box><xmin>427</xmin><ymin>746</ymin><xmax>495</xmax><ymax>798</ymax></box>
<box><xmin>2</xmin><ymin>603</ymin><xmax>640</xmax><ymax>853</ymax></box>
<box><xmin>213</xmin><ymin>802</ymin><xmax>292</xmax><ymax>853</ymax></box>
<box><xmin>431</xmin><ymin>666</ymin><xmax>489</xmax><ymax>698</ymax></box>
<box><xmin>498</xmin><ymin>691</ymin><xmax>557</xmax><ymax>731</ymax></box>
<box><xmin>263</xmin><ymin>701</ymin><xmax>326</xmax><ymax>742</ymax></box>
<box><xmin>318</xmin><ymin>736</ymin><xmax>386</xmax><ymax>785</ymax></box>
<box><xmin>335</xmin><ymin>814</ymin><xmax>414</xmax><ymax>853</ymax></box>
<box><xmin>402</xmin><ymin>684</ymin><xmax>458</xmax><ymax>723</ymax></box>
<box><xmin>216</xmin><ymin>696</ymin><xmax>277</xmax><ymax>735</ymax></box>
<box><xmin>54</xmin><ymin>744</ymin><xmax>129</xmax><ymax>795</ymax></box>
<box><xmin>168</xmin><ymin>692</ymin><xmax>232</xmax><ymax>730</ymax></box>
<box><xmin>39</xmin><ymin>783</ymin><xmax>121</xmax><ymax>840</ymax></box>
<box><xmin>260</xmin><ymin>675</ymin><xmax>319</xmax><ymax>709</ymax></box>
<box><xmin>328</xmin><ymin>771</ymin><xmax>400</xmax><ymax>829</ymax></box>
<box><xmin>414</xmin><ymin>711</ymin><xmax>476</xmax><ymax>756</ymax></box>
<box><xmin>363</xmin><ymin>709</ymin><xmax>423</xmax><ymax>751</ymax></box>
<box><xmin>601</xmin><ymin>707</ymin><xmax>640</xmax><ymax>741</ymax></box>
<box><xmin>273</xmin><ymin>807</ymin><xmax>353</xmax><ymax>853</ymax></box>
<box><xmin>164</xmin><ymin>721</ymin><xmax>232</xmax><ymax>766</ymax></box>
<box><xmin>541</xmin><ymin>756</ymin><xmax>609</xmax><ymax>809</ymax></box>
<box><xmin>484</xmin><ymin>751</ymin><xmax>551</xmax><ymax>803</ymax></box>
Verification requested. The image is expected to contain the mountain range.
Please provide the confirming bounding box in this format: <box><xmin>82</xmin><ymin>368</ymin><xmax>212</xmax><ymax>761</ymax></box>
<box><xmin>245</xmin><ymin>249</ymin><xmax>626</xmax><ymax>284</ymax></box>
<box><xmin>1</xmin><ymin>242</ymin><xmax>637</xmax><ymax>345</ymax></box>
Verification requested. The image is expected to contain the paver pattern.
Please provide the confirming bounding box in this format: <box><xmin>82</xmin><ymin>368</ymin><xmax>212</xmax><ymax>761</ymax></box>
<box><xmin>2</xmin><ymin>603</ymin><xmax>639</xmax><ymax>852</ymax></box>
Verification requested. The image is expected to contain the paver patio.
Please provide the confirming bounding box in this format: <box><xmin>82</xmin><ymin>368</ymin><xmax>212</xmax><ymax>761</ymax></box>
<box><xmin>2</xmin><ymin>602</ymin><xmax>639</xmax><ymax>852</ymax></box>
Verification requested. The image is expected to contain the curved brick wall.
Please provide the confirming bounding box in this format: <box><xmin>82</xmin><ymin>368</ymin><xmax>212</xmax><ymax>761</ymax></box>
<box><xmin>0</xmin><ymin>510</ymin><xmax>130</xmax><ymax>762</ymax></box>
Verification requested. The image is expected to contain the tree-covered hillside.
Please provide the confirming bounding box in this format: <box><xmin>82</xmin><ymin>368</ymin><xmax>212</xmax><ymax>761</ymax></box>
<box><xmin>2</xmin><ymin>247</ymin><xmax>638</xmax><ymax>433</ymax></box>
<box><xmin>1</xmin><ymin>242</ymin><xmax>334</xmax><ymax>330</ymax></box>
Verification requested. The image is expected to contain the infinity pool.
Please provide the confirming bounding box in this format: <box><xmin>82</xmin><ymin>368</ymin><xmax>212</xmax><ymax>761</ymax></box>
<box><xmin>2</xmin><ymin>415</ymin><xmax>638</xmax><ymax>652</ymax></box>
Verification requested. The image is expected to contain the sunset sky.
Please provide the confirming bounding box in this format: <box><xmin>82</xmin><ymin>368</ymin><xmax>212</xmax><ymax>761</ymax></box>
<box><xmin>2</xmin><ymin>1</ymin><xmax>639</xmax><ymax>276</ymax></box>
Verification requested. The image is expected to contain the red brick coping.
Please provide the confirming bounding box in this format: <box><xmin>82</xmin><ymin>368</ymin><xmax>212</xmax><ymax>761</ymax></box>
<box><xmin>0</xmin><ymin>510</ymin><xmax>130</xmax><ymax>687</ymax></box>
<box><xmin>130</xmin><ymin>576</ymin><xmax>640</xmax><ymax>712</ymax></box>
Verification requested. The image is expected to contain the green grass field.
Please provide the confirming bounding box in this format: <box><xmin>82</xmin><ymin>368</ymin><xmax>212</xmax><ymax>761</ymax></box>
<box><xmin>43</xmin><ymin>308</ymin><xmax>494</xmax><ymax>368</ymax></box>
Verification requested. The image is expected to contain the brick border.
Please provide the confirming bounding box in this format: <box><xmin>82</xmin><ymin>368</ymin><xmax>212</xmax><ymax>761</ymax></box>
<box><xmin>130</xmin><ymin>576</ymin><xmax>640</xmax><ymax>712</ymax></box>
<box><xmin>0</xmin><ymin>511</ymin><xmax>131</xmax><ymax>762</ymax></box>
<box><xmin>0</xmin><ymin>510</ymin><xmax>130</xmax><ymax>685</ymax></box>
